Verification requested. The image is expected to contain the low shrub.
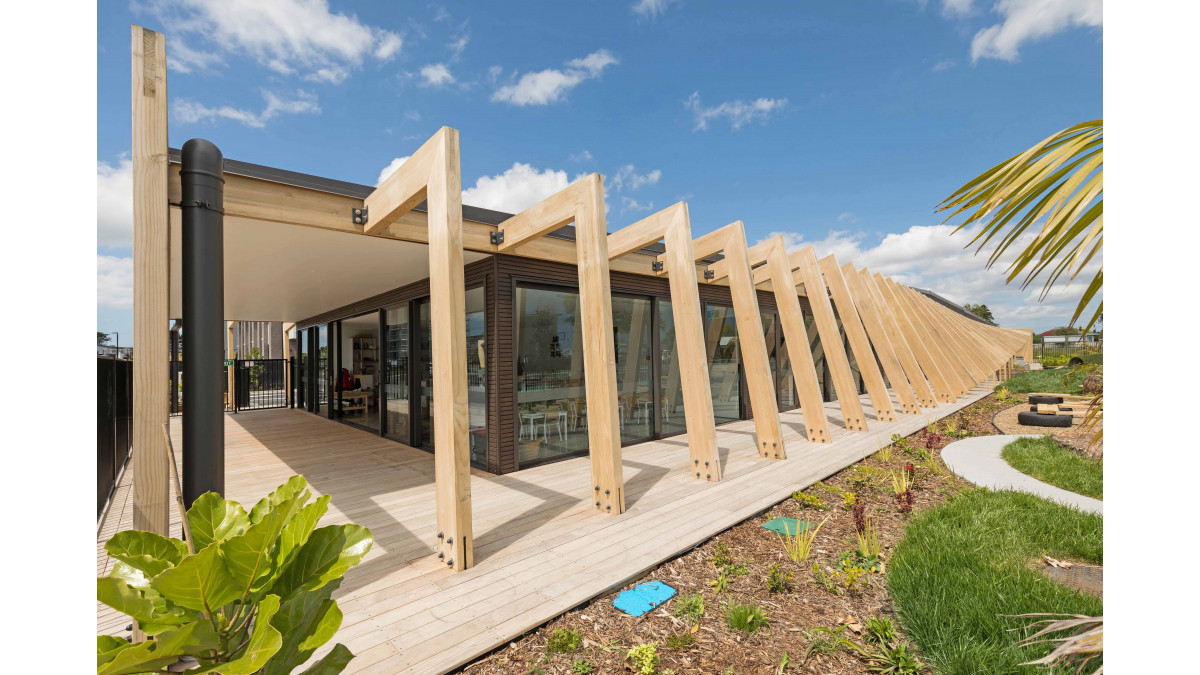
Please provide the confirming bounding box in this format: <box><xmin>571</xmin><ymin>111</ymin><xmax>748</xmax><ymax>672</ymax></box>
<box><xmin>670</xmin><ymin>592</ymin><xmax>705</xmax><ymax>624</ymax></box>
<box><xmin>665</xmin><ymin>632</ymin><xmax>696</xmax><ymax>650</ymax></box>
<box><xmin>767</xmin><ymin>563</ymin><xmax>794</xmax><ymax>593</ymax></box>
<box><xmin>864</xmin><ymin>615</ymin><xmax>898</xmax><ymax>646</ymax></box>
<box><xmin>546</xmin><ymin>627</ymin><xmax>582</xmax><ymax>655</ymax></box>
<box><xmin>724</xmin><ymin>602</ymin><xmax>770</xmax><ymax>634</ymax></box>
<box><xmin>571</xmin><ymin>659</ymin><xmax>595</xmax><ymax>674</ymax></box>
<box><xmin>792</xmin><ymin>490</ymin><xmax>830</xmax><ymax>510</ymax></box>
<box><xmin>626</xmin><ymin>643</ymin><xmax>659</xmax><ymax>675</ymax></box>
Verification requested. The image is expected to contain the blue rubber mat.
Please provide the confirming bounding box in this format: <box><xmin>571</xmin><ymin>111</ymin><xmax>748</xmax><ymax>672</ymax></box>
<box><xmin>612</xmin><ymin>580</ymin><xmax>677</xmax><ymax>617</ymax></box>
<box><xmin>762</xmin><ymin>517</ymin><xmax>811</xmax><ymax>536</ymax></box>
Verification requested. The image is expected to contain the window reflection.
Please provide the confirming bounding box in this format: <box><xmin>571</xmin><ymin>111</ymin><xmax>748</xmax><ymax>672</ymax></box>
<box><xmin>705</xmin><ymin>305</ymin><xmax>741</xmax><ymax>425</ymax></box>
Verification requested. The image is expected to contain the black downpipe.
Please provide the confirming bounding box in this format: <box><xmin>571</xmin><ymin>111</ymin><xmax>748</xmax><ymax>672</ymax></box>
<box><xmin>181</xmin><ymin>139</ymin><xmax>226</xmax><ymax>507</ymax></box>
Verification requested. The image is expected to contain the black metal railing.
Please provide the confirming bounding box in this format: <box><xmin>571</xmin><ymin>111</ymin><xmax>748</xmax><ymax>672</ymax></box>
<box><xmin>228</xmin><ymin>358</ymin><xmax>290</xmax><ymax>412</ymax></box>
<box><xmin>1034</xmin><ymin>342</ymin><xmax>1102</xmax><ymax>360</ymax></box>
<box><xmin>98</xmin><ymin>357</ymin><xmax>133</xmax><ymax>516</ymax></box>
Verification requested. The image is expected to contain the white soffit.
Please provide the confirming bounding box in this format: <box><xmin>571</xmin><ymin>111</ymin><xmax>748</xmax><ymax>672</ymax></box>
<box><xmin>169</xmin><ymin>211</ymin><xmax>490</xmax><ymax>322</ymax></box>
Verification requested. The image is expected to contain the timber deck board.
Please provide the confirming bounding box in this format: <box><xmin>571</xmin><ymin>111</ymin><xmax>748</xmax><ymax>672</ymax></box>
<box><xmin>98</xmin><ymin>385</ymin><xmax>991</xmax><ymax>673</ymax></box>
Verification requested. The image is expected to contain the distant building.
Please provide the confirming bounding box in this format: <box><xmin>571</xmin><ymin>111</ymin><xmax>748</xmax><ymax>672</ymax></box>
<box><xmin>98</xmin><ymin>345</ymin><xmax>133</xmax><ymax>359</ymax></box>
<box><xmin>1038</xmin><ymin>330</ymin><xmax>1100</xmax><ymax>344</ymax></box>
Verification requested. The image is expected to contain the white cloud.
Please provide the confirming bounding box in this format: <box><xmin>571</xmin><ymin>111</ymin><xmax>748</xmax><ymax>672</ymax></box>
<box><xmin>685</xmin><ymin>91</ymin><xmax>787</xmax><ymax>131</ymax></box>
<box><xmin>837</xmin><ymin>212</ymin><xmax>858</xmax><ymax>224</ymax></box>
<box><xmin>404</xmin><ymin>110</ymin><xmax>421</xmax><ymax>122</ymax></box>
<box><xmin>305</xmin><ymin>66</ymin><xmax>350</xmax><ymax>84</ymax></box>
<box><xmin>620</xmin><ymin>197</ymin><xmax>654</xmax><ymax>215</ymax></box>
<box><xmin>970</xmin><ymin>0</ymin><xmax>1102</xmax><ymax>62</ymax></box>
<box><xmin>612</xmin><ymin>165</ymin><xmax>662</xmax><ymax>191</ymax></box>
<box><xmin>941</xmin><ymin>0</ymin><xmax>975</xmax><ymax>16</ymax></box>
<box><xmin>632</xmin><ymin>0</ymin><xmax>677</xmax><ymax>19</ymax></box>
<box><xmin>448</xmin><ymin>33</ymin><xmax>470</xmax><ymax>60</ymax></box>
<box><xmin>98</xmin><ymin>255</ymin><xmax>134</xmax><ymax>309</ymax></box>
<box><xmin>419</xmin><ymin>63</ymin><xmax>455</xmax><ymax>88</ymax></box>
<box><xmin>759</xmin><ymin>223</ymin><xmax>1101</xmax><ymax>331</ymax></box>
<box><xmin>491</xmin><ymin>50</ymin><xmax>618</xmax><ymax>106</ymax></box>
<box><xmin>932</xmin><ymin>58</ymin><xmax>956</xmax><ymax>72</ymax></box>
<box><xmin>173</xmin><ymin>89</ymin><xmax>320</xmax><ymax>128</ymax></box>
<box><xmin>569</xmin><ymin>150</ymin><xmax>594</xmax><ymax>163</ymax></box>
<box><xmin>375</xmin><ymin>156</ymin><xmax>411</xmax><ymax>187</ymax></box>
<box><xmin>462</xmin><ymin>163</ymin><xmax>578</xmax><ymax>213</ymax></box>
<box><xmin>98</xmin><ymin>157</ymin><xmax>133</xmax><ymax>248</ymax></box>
<box><xmin>137</xmin><ymin>0</ymin><xmax>402</xmax><ymax>81</ymax></box>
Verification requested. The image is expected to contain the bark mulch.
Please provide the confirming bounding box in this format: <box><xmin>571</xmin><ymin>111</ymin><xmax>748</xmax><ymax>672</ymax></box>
<box><xmin>453</xmin><ymin>395</ymin><xmax>1014</xmax><ymax>675</ymax></box>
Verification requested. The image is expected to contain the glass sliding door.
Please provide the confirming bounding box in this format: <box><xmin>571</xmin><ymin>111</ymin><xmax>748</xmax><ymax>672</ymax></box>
<box><xmin>337</xmin><ymin>312</ymin><xmax>381</xmax><ymax>433</ymax></box>
<box><xmin>466</xmin><ymin>286</ymin><xmax>487</xmax><ymax>468</ymax></box>
<box><xmin>657</xmin><ymin>300</ymin><xmax>688</xmax><ymax>437</ymax></box>
<box><xmin>416</xmin><ymin>300</ymin><xmax>434</xmax><ymax>451</ymax></box>
<box><xmin>318</xmin><ymin>324</ymin><xmax>329</xmax><ymax>415</ymax></box>
<box><xmin>515</xmin><ymin>284</ymin><xmax>589</xmax><ymax>466</ymax></box>
<box><xmin>705</xmin><ymin>304</ymin><xmax>741</xmax><ymax>425</ymax></box>
<box><xmin>613</xmin><ymin>295</ymin><xmax>653</xmax><ymax>444</ymax></box>
<box><xmin>383</xmin><ymin>304</ymin><xmax>411</xmax><ymax>445</ymax></box>
<box><xmin>298</xmin><ymin>328</ymin><xmax>308</xmax><ymax>411</ymax></box>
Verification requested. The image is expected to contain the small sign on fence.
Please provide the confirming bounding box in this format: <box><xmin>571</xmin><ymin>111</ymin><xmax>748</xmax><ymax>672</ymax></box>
<box><xmin>223</xmin><ymin>360</ymin><xmax>234</xmax><ymax>366</ymax></box>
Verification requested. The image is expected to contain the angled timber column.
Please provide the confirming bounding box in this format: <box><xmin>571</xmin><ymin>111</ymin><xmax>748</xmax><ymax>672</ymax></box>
<box><xmin>861</xmin><ymin>270</ymin><xmax>956</xmax><ymax>403</ymax></box>
<box><xmin>789</xmin><ymin>247</ymin><xmax>868</xmax><ymax>431</ymax></box>
<box><xmin>842</xmin><ymin>264</ymin><xmax>937</xmax><ymax>407</ymax></box>
<box><xmin>910</xmin><ymin>295</ymin><xmax>989</xmax><ymax>385</ymax></box>
<box><xmin>363</xmin><ymin>127</ymin><xmax>473</xmax><ymax>569</ymax></box>
<box><xmin>816</xmin><ymin>254</ymin><xmax>901</xmax><ymax>421</ymax></box>
<box><xmin>721</xmin><ymin>237</ymin><xmax>830</xmax><ymax>443</ymax></box>
<box><xmin>132</xmin><ymin>25</ymin><xmax>170</xmax><ymax>536</ymax></box>
<box><xmin>673</xmin><ymin>222</ymin><xmax>786</xmax><ymax>457</ymax></box>
<box><xmin>887</xmin><ymin>282</ymin><xmax>973</xmax><ymax>394</ymax></box>
<box><xmin>873</xmin><ymin>274</ymin><xmax>964</xmax><ymax>400</ymax></box>
<box><xmin>494</xmin><ymin>174</ymin><xmax>625</xmax><ymax>512</ymax></box>
<box><xmin>839</xmin><ymin>262</ymin><xmax>934</xmax><ymax>409</ymax></box>
<box><xmin>607</xmin><ymin>203</ymin><xmax>721</xmax><ymax>480</ymax></box>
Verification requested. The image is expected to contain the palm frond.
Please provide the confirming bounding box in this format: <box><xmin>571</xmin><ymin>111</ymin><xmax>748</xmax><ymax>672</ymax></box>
<box><xmin>1005</xmin><ymin>613</ymin><xmax>1103</xmax><ymax>674</ymax></box>
<box><xmin>938</xmin><ymin>121</ymin><xmax>1102</xmax><ymax>334</ymax></box>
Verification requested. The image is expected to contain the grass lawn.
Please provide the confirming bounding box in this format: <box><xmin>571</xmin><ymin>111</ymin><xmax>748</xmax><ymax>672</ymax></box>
<box><xmin>1000</xmin><ymin>368</ymin><xmax>1083</xmax><ymax>394</ymax></box>
<box><xmin>888</xmin><ymin>489</ymin><xmax>1102</xmax><ymax>674</ymax></box>
<box><xmin>1002</xmin><ymin>436</ymin><xmax>1103</xmax><ymax>499</ymax></box>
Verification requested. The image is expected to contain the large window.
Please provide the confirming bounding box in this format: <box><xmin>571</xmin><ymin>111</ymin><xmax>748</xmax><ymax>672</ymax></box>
<box><xmin>515</xmin><ymin>285</ymin><xmax>589</xmax><ymax>465</ymax></box>
<box><xmin>384</xmin><ymin>305</ymin><xmax>410</xmax><ymax>443</ymax></box>
<box><xmin>466</xmin><ymin>286</ymin><xmax>487</xmax><ymax>467</ymax></box>
<box><xmin>613</xmin><ymin>295</ymin><xmax>653</xmax><ymax>443</ymax></box>
<box><xmin>658</xmin><ymin>300</ymin><xmax>688</xmax><ymax>436</ymax></box>
<box><xmin>704</xmin><ymin>305</ymin><xmax>741</xmax><ymax>425</ymax></box>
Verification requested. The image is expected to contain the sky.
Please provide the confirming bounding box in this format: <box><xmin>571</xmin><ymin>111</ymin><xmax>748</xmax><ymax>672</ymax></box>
<box><xmin>96</xmin><ymin>0</ymin><xmax>1103</xmax><ymax>345</ymax></box>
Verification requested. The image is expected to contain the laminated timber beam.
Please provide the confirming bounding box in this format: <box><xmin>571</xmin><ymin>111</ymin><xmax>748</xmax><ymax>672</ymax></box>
<box><xmin>607</xmin><ymin>204</ymin><xmax>722</xmax><ymax>480</ymax></box>
<box><xmin>496</xmin><ymin>175</ymin><xmax>626</xmax><ymax>513</ymax></box>
<box><xmin>873</xmin><ymin>274</ymin><xmax>964</xmax><ymax>400</ymax></box>
<box><xmin>705</xmin><ymin>238</ymin><xmax>832</xmax><ymax>443</ymax></box>
<box><xmin>884</xmin><ymin>278</ymin><xmax>973</xmax><ymax>396</ymax></box>
<box><xmin>672</xmin><ymin>222</ymin><xmax>788</xmax><ymax>457</ymax></box>
<box><xmin>816</xmin><ymin>254</ymin><xmax>904</xmax><ymax>420</ymax></box>
<box><xmin>363</xmin><ymin>127</ymin><xmax>473</xmax><ymax>569</ymax></box>
<box><xmin>839</xmin><ymin>262</ymin><xmax>936</xmax><ymax>408</ymax></box>
<box><xmin>788</xmin><ymin>247</ymin><xmax>869</xmax><ymax>431</ymax></box>
<box><xmin>131</xmin><ymin>24</ymin><xmax>170</xmax><ymax>537</ymax></box>
<box><xmin>860</xmin><ymin>269</ymin><xmax>956</xmax><ymax>403</ymax></box>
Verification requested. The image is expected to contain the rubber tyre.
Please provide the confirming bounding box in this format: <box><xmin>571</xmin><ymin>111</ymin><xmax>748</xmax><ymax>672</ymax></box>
<box><xmin>1028</xmin><ymin>395</ymin><xmax>1064</xmax><ymax>405</ymax></box>
<box><xmin>1017</xmin><ymin>411</ymin><xmax>1072</xmax><ymax>428</ymax></box>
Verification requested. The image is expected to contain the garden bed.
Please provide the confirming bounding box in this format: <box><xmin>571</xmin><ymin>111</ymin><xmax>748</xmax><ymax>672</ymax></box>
<box><xmin>454</xmin><ymin>395</ymin><xmax>1048</xmax><ymax>674</ymax></box>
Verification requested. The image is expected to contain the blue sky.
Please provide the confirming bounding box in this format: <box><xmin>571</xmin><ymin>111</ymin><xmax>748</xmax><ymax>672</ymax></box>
<box><xmin>97</xmin><ymin>0</ymin><xmax>1102</xmax><ymax>344</ymax></box>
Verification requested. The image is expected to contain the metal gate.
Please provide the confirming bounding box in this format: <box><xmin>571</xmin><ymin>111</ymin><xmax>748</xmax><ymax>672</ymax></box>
<box><xmin>229</xmin><ymin>358</ymin><xmax>290</xmax><ymax>411</ymax></box>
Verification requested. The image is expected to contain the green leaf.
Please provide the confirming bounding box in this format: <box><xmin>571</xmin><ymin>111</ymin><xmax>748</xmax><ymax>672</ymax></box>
<box><xmin>269</xmin><ymin>525</ymin><xmax>373</xmax><ymax>600</ymax></box>
<box><xmin>98</xmin><ymin>620</ymin><xmax>221</xmax><ymax>675</ymax></box>
<box><xmin>263</xmin><ymin>579</ymin><xmax>344</xmax><ymax>675</ymax></box>
<box><xmin>221</xmin><ymin>492</ymin><xmax>304</xmax><ymax>598</ymax></box>
<box><xmin>187</xmin><ymin>492</ymin><xmax>250</xmax><ymax>552</ymax></box>
<box><xmin>105</xmin><ymin>530</ymin><xmax>189</xmax><ymax>578</ymax></box>
<box><xmin>250</xmin><ymin>475</ymin><xmax>310</xmax><ymax>524</ymax></box>
<box><xmin>275</xmin><ymin>495</ymin><xmax>330</xmax><ymax>572</ymax></box>
<box><xmin>150</xmin><ymin>542</ymin><xmax>242</xmax><ymax>613</ymax></box>
<box><xmin>97</xmin><ymin>635</ymin><xmax>134</xmax><ymax>669</ymax></box>
<box><xmin>98</xmin><ymin>572</ymin><xmax>191</xmax><ymax>631</ymax></box>
<box><xmin>297</xmin><ymin>643</ymin><xmax>355</xmax><ymax>675</ymax></box>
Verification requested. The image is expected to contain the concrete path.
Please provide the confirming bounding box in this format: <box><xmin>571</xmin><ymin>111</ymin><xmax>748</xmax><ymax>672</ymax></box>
<box><xmin>942</xmin><ymin>435</ymin><xmax>1103</xmax><ymax>515</ymax></box>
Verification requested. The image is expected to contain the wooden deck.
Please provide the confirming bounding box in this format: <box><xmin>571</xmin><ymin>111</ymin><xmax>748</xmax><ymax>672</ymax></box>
<box><xmin>98</xmin><ymin>385</ymin><xmax>992</xmax><ymax>673</ymax></box>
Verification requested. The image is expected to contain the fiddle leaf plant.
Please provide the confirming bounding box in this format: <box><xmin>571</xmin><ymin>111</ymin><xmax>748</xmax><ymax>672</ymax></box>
<box><xmin>96</xmin><ymin>475</ymin><xmax>372</xmax><ymax>674</ymax></box>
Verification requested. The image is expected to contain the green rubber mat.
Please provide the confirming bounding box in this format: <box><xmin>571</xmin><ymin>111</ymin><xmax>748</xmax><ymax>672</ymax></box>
<box><xmin>762</xmin><ymin>517</ymin><xmax>811</xmax><ymax>536</ymax></box>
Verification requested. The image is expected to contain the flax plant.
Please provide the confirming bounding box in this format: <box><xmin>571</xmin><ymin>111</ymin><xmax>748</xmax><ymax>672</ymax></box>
<box><xmin>855</xmin><ymin>515</ymin><xmax>881</xmax><ymax>559</ymax></box>
<box><xmin>779</xmin><ymin>516</ymin><xmax>827</xmax><ymax>563</ymax></box>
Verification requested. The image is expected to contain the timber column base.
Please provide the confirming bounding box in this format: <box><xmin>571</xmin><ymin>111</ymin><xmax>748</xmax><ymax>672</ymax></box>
<box><xmin>592</xmin><ymin>482</ymin><xmax>624</xmax><ymax>513</ymax></box>
<box><xmin>690</xmin><ymin>458</ymin><xmax>721</xmax><ymax>481</ymax></box>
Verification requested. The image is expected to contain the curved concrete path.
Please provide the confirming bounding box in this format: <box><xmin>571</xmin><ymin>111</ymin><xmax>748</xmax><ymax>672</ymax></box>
<box><xmin>942</xmin><ymin>435</ymin><xmax>1103</xmax><ymax>515</ymax></box>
